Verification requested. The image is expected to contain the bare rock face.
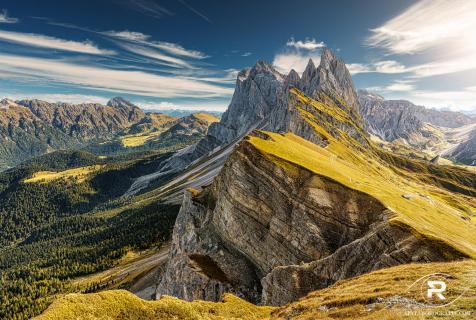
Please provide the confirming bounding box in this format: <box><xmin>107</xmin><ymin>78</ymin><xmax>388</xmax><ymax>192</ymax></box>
<box><xmin>358</xmin><ymin>90</ymin><xmax>476</xmax><ymax>164</ymax></box>
<box><xmin>261</xmin><ymin>222</ymin><xmax>464</xmax><ymax>305</ymax></box>
<box><xmin>157</xmin><ymin>137</ymin><xmax>464</xmax><ymax>305</ymax></box>
<box><xmin>158</xmin><ymin>48</ymin><xmax>363</xmax><ymax>174</ymax></box>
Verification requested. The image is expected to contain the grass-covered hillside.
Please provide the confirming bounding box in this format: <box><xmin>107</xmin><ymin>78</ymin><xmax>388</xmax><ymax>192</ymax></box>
<box><xmin>249</xmin><ymin>89</ymin><xmax>476</xmax><ymax>259</ymax></box>
<box><xmin>36</xmin><ymin>260</ymin><xmax>476</xmax><ymax>319</ymax></box>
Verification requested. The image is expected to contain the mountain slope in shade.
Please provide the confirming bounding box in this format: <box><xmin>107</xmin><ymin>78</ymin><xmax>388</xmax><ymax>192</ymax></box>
<box><xmin>358</xmin><ymin>90</ymin><xmax>476</xmax><ymax>165</ymax></box>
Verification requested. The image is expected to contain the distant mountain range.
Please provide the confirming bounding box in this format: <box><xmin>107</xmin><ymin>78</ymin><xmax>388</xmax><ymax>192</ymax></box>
<box><xmin>358</xmin><ymin>90</ymin><xmax>476</xmax><ymax>165</ymax></box>
<box><xmin>0</xmin><ymin>98</ymin><xmax>219</xmax><ymax>170</ymax></box>
<box><xmin>146</xmin><ymin>109</ymin><xmax>223</xmax><ymax>118</ymax></box>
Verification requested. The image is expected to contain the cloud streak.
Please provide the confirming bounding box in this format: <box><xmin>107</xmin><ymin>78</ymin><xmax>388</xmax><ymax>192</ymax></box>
<box><xmin>104</xmin><ymin>30</ymin><xmax>209</xmax><ymax>60</ymax></box>
<box><xmin>367</xmin><ymin>0</ymin><xmax>476</xmax><ymax>55</ymax></box>
<box><xmin>286</xmin><ymin>38</ymin><xmax>325</xmax><ymax>50</ymax></box>
<box><xmin>117</xmin><ymin>43</ymin><xmax>194</xmax><ymax>68</ymax></box>
<box><xmin>365</xmin><ymin>0</ymin><xmax>476</xmax><ymax>77</ymax></box>
<box><xmin>0</xmin><ymin>54</ymin><xmax>233</xmax><ymax>98</ymax></box>
<box><xmin>116</xmin><ymin>0</ymin><xmax>173</xmax><ymax>19</ymax></box>
<box><xmin>0</xmin><ymin>9</ymin><xmax>17</xmax><ymax>23</ymax></box>
<box><xmin>0</xmin><ymin>30</ymin><xmax>114</xmax><ymax>55</ymax></box>
<box><xmin>177</xmin><ymin>0</ymin><xmax>212</xmax><ymax>23</ymax></box>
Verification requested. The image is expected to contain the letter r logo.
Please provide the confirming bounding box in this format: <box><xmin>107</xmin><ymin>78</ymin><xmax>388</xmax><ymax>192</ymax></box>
<box><xmin>427</xmin><ymin>280</ymin><xmax>446</xmax><ymax>300</ymax></box>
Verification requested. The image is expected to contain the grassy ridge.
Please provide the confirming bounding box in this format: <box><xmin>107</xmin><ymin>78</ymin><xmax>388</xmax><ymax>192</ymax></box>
<box><xmin>249</xmin><ymin>131</ymin><xmax>476</xmax><ymax>258</ymax></box>
<box><xmin>36</xmin><ymin>260</ymin><xmax>476</xmax><ymax>319</ymax></box>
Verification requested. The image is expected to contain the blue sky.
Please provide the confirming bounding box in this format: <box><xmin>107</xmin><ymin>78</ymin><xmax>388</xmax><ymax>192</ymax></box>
<box><xmin>0</xmin><ymin>0</ymin><xmax>475</xmax><ymax>111</ymax></box>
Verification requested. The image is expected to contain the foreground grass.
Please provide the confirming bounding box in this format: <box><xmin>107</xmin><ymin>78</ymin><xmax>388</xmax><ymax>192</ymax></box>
<box><xmin>272</xmin><ymin>260</ymin><xmax>476</xmax><ymax>319</ymax></box>
<box><xmin>36</xmin><ymin>290</ymin><xmax>274</xmax><ymax>320</ymax></box>
<box><xmin>36</xmin><ymin>260</ymin><xmax>475</xmax><ymax>319</ymax></box>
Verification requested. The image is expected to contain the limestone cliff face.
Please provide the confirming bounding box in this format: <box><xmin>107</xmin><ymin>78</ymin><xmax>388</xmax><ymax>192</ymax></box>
<box><xmin>157</xmin><ymin>136</ymin><xmax>464</xmax><ymax>305</ymax></box>
<box><xmin>158</xmin><ymin>48</ymin><xmax>363</xmax><ymax>174</ymax></box>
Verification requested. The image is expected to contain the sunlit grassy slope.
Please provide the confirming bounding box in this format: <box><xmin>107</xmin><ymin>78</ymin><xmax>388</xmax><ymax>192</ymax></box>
<box><xmin>121</xmin><ymin>131</ymin><xmax>163</xmax><ymax>147</ymax></box>
<box><xmin>249</xmin><ymin>132</ymin><xmax>476</xmax><ymax>258</ymax></box>
<box><xmin>246</xmin><ymin>88</ymin><xmax>476</xmax><ymax>258</ymax></box>
<box><xmin>273</xmin><ymin>260</ymin><xmax>476</xmax><ymax>319</ymax></box>
<box><xmin>191</xmin><ymin>112</ymin><xmax>220</xmax><ymax>123</ymax></box>
<box><xmin>24</xmin><ymin>165</ymin><xmax>106</xmax><ymax>183</ymax></box>
<box><xmin>36</xmin><ymin>260</ymin><xmax>475</xmax><ymax>319</ymax></box>
<box><xmin>120</xmin><ymin>113</ymin><xmax>219</xmax><ymax>147</ymax></box>
<box><xmin>36</xmin><ymin>290</ymin><xmax>274</xmax><ymax>320</ymax></box>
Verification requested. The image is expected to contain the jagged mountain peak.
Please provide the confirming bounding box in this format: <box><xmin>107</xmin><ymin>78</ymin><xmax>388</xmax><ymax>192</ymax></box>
<box><xmin>319</xmin><ymin>47</ymin><xmax>337</xmax><ymax>68</ymax></box>
<box><xmin>249</xmin><ymin>60</ymin><xmax>284</xmax><ymax>81</ymax></box>
<box><xmin>106</xmin><ymin>97</ymin><xmax>137</xmax><ymax>109</ymax></box>
<box><xmin>301</xmin><ymin>58</ymin><xmax>317</xmax><ymax>89</ymax></box>
<box><xmin>285</xmin><ymin>69</ymin><xmax>300</xmax><ymax>88</ymax></box>
<box><xmin>358</xmin><ymin>89</ymin><xmax>384</xmax><ymax>101</ymax></box>
<box><xmin>0</xmin><ymin>98</ymin><xmax>18</xmax><ymax>108</ymax></box>
<box><xmin>304</xmin><ymin>58</ymin><xmax>317</xmax><ymax>71</ymax></box>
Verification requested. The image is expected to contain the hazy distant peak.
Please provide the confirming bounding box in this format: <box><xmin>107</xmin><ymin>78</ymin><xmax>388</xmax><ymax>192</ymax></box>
<box><xmin>106</xmin><ymin>97</ymin><xmax>137</xmax><ymax>109</ymax></box>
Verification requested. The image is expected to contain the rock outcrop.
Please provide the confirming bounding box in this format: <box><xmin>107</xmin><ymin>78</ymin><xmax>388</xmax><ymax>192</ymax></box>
<box><xmin>157</xmin><ymin>48</ymin><xmax>363</xmax><ymax>175</ymax></box>
<box><xmin>156</xmin><ymin>49</ymin><xmax>473</xmax><ymax>306</ymax></box>
<box><xmin>157</xmin><ymin>133</ymin><xmax>466</xmax><ymax>305</ymax></box>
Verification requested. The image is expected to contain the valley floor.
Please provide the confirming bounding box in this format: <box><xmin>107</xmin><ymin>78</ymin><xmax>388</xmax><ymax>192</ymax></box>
<box><xmin>72</xmin><ymin>244</ymin><xmax>170</xmax><ymax>300</ymax></box>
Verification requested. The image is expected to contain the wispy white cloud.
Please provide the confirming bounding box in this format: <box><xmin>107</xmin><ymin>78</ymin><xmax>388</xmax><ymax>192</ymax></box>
<box><xmin>0</xmin><ymin>30</ymin><xmax>114</xmax><ymax>55</ymax></box>
<box><xmin>103</xmin><ymin>30</ymin><xmax>150</xmax><ymax>41</ymax></box>
<box><xmin>104</xmin><ymin>30</ymin><xmax>208</xmax><ymax>60</ymax></box>
<box><xmin>241</xmin><ymin>52</ymin><xmax>252</xmax><ymax>57</ymax></box>
<box><xmin>117</xmin><ymin>43</ymin><xmax>193</xmax><ymax>68</ymax></box>
<box><xmin>0</xmin><ymin>9</ymin><xmax>17</xmax><ymax>23</ymax></box>
<box><xmin>0</xmin><ymin>54</ymin><xmax>233</xmax><ymax>98</ymax></box>
<box><xmin>286</xmin><ymin>37</ymin><xmax>326</xmax><ymax>50</ymax></box>
<box><xmin>347</xmin><ymin>60</ymin><xmax>409</xmax><ymax>75</ymax></box>
<box><xmin>273</xmin><ymin>37</ymin><xmax>325</xmax><ymax>74</ymax></box>
<box><xmin>7</xmin><ymin>93</ymin><xmax>110</xmax><ymax>105</ymax></box>
<box><xmin>367</xmin><ymin>0</ymin><xmax>476</xmax><ymax>55</ymax></box>
<box><xmin>152</xmin><ymin>41</ymin><xmax>208</xmax><ymax>59</ymax></box>
<box><xmin>365</xmin><ymin>0</ymin><xmax>476</xmax><ymax>77</ymax></box>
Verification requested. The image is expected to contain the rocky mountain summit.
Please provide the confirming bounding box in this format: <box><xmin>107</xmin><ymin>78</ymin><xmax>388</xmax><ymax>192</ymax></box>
<box><xmin>157</xmin><ymin>48</ymin><xmax>363</xmax><ymax>175</ymax></box>
<box><xmin>156</xmin><ymin>49</ymin><xmax>476</xmax><ymax>307</ymax></box>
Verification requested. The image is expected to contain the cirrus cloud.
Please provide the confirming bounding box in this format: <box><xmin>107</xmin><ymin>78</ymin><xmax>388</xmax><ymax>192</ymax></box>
<box><xmin>0</xmin><ymin>54</ymin><xmax>233</xmax><ymax>98</ymax></box>
<box><xmin>0</xmin><ymin>30</ymin><xmax>114</xmax><ymax>55</ymax></box>
<box><xmin>0</xmin><ymin>10</ymin><xmax>17</xmax><ymax>23</ymax></box>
